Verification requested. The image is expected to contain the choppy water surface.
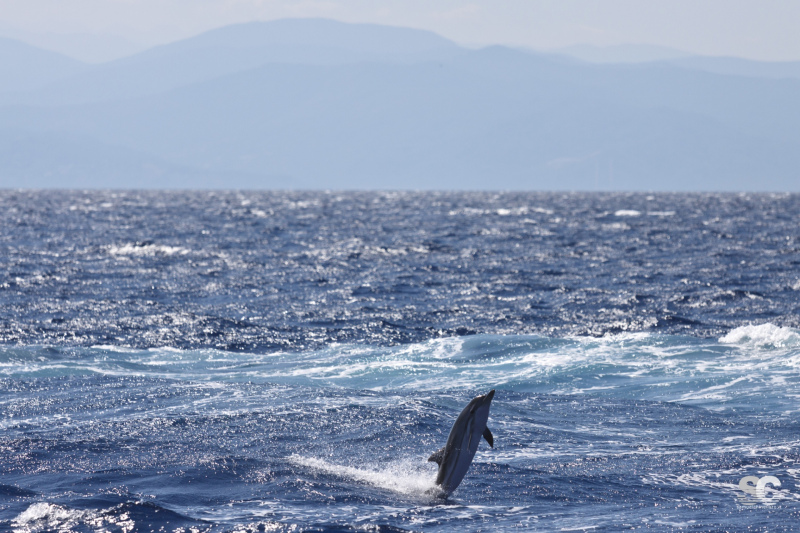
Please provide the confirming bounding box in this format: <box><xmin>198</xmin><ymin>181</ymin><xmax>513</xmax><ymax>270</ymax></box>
<box><xmin>1</xmin><ymin>191</ymin><xmax>800</xmax><ymax>531</ymax></box>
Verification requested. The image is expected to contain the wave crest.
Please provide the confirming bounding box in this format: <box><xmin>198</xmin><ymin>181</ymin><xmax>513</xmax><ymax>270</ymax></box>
<box><xmin>719</xmin><ymin>324</ymin><xmax>800</xmax><ymax>348</ymax></box>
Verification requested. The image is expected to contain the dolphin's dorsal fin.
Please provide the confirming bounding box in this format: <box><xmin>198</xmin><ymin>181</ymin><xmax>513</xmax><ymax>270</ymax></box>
<box><xmin>483</xmin><ymin>427</ymin><xmax>494</xmax><ymax>448</ymax></box>
<box><xmin>428</xmin><ymin>446</ymin><xmax>446</xmax><ymax>465</ymax></box>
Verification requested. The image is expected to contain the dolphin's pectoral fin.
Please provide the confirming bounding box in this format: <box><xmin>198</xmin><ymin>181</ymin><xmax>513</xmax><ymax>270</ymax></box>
<box><xmin>428</xmin><ymin>446</ymin><xmax>446</xmax><ymax>465</ymax></box>
<box><xmin>483</xmin><ymin>427</ymin><xmax>494</xmax><ymax>448</ymax></box>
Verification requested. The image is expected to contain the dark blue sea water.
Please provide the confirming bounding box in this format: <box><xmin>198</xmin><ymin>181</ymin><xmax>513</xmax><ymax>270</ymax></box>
<box><xmin>1</xmin><ymin>191</ymin><xmax>799</xmax><ymax>532</ymax></box>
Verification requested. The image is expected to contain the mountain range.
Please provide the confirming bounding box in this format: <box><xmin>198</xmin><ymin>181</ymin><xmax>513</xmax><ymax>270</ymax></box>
<box><xmin>2</xmin><ymin>18</ymin><xmax>798</xmax><ymax>190</ymax></box>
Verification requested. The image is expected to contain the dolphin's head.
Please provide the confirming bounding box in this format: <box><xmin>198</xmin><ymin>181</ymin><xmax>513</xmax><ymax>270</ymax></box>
<box><xmin>480</xmin><ymin>389</ymin><xmax>495</xmax><ymax>406</ymax></box>
<box><xmin>468</xmin><ymin>389</ymin><xmax>495</xmax><ymax>427</ymax></box>
<box><xmin>471</xmin><ymin>389</ymin><xmax>495</xmax><ymax>409</ymax></box>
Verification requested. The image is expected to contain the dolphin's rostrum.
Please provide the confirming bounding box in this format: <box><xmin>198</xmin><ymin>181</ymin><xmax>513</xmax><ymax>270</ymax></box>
<box><xmin>428</xmin><ymin>389</ymin><xmax>495</xmax><ymax>496</ymax></box>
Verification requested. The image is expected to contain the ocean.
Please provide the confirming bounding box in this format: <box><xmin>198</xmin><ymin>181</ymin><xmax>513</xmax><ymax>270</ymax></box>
<box><xmin>1</xmin><ymin>190</ymin><xmax>799</xmax><ymax>532</ymax></box>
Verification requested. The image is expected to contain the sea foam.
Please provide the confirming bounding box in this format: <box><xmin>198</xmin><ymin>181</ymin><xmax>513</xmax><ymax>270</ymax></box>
<box><xmin>719</xmin><ymin>324</ymin><xmax>800</xmax><ymax>348</ymax></box>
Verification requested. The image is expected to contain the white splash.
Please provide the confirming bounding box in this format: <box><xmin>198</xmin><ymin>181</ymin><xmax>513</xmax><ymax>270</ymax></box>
<box><xmin>289</xmin><ymin>454</ymin><xmax>437</xmax><ymax>497</ymax></box>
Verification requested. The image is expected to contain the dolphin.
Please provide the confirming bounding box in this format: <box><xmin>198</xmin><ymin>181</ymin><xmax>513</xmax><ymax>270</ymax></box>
<box><xmin>428</xmin><ymin>389</ymin><xmax>495</xmax><ymax>497</ymax></box>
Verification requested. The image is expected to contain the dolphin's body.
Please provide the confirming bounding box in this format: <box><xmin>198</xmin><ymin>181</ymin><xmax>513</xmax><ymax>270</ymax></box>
<box><xmin>428</xmin><ymin>389</ymin><xmax>495</xmax><ymax>496</ymax></box>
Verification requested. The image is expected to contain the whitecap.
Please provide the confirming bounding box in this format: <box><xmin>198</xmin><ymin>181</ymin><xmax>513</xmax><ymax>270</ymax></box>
<box><xmin>108</xmin><ymin>243</ymin><xmax>190</xmax><ymax>256</ymax></box>
<box><xmin>719</xmin><ymin>324</ymin><xmax>800</xmax><ymax>348</ymax></box>
<box><xmin>13</xmin><ymin>503</ymin><xmax>93</xmax><ymax>531</ymax></box>
<box><xmin>603</xmin><ymin>222</ymin><xmax>630</xmax><ymax>230</ymax></box>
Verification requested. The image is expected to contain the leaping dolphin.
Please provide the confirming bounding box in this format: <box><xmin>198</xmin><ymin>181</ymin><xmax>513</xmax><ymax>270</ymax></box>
<box><xmin>428</xmin><ymin>389</ymin><xmax>495</xmax><ymax>497</ymax></box>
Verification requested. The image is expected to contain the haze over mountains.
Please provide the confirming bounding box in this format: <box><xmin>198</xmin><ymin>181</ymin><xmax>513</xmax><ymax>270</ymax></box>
<box><xmin>2</xmin><ymin>18</ymin><xmax>799</xmax><ymax>190</ymax></box>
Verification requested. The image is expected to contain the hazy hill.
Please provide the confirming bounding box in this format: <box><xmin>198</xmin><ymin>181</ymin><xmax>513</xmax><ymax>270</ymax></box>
<box><xmin>550</xmin><ymin>44</ymin><xmax>800</xmax><ymax>80</ymax></box>
<box><xmin>553</xmin><ymin>43</ymin><xmax>692</xmax><ymax>64</ymax></box>
<box><xmin>664</xmin><ymin>56</ymin><xmax>800</xmax><ymax>80</ymax></box>
<box><xmin>1</xmin><ymin>19</ymin><xmax>798</xmax><ymax>191</ymax></box>
<box><xmin>3</xmin><ymin>19</ymin><xmax>463</xmax><ymax>106</ymax></box>
<box><xmin>0</xmin><ymin>37</ymin><xmax>86</xmax><ymax>94</ymax></box>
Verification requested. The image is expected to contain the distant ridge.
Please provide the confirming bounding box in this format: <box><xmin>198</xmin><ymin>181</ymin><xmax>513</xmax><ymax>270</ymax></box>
<box><xmin>549</xmin><ymin>43</ymin><xmax>800</xmax><ymax>80</ymax></box>
<box><xmin>663</xmin><ymin>55</ymin><xmax>800</xmax><ymax>80</ymax></box>
<box><xmin>0</xmin><ymin>37</ymin><xmax>86</xmax><ymax>93</ymax></box>
<box><xmin>151</xmin><ymin>18</ymin><xmax>460</xmax><ymax>56</ymax></box>
<box><xmin>553</xmin><ymin>43</ymin><xmax>692</xmax><ymax>64</ymax></box>
<box><xmin>1</xmin><ymin>19</ymin><xmax>798</xmax><ymax>191</ymax></box>
<box><xmin>2</xmin><ymin>19</ymin><xmax>463</xmax><ymax>106</ymax></box>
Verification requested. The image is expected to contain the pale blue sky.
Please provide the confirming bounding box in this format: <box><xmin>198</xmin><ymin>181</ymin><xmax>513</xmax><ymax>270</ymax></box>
<box><xmin>2</xmin><ymin>0</ymin><xmax>800</xmax><ymax>61</ymax></box>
